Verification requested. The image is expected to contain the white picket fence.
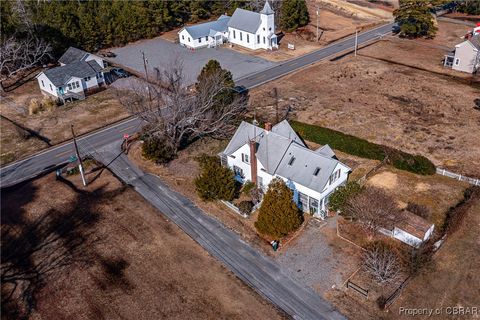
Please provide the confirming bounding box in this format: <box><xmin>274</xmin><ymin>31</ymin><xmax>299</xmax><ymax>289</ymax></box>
<box><xmin>436</xmin><ymin>168</ymin><xmax>480</xmax><ymax>186</ymax></box>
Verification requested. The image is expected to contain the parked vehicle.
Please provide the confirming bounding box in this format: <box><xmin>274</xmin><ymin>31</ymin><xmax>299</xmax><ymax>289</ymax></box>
<box><xmin>111</xmin><ymin>68</ymin><xmax>129</xmax><ymax>78</ymax></box>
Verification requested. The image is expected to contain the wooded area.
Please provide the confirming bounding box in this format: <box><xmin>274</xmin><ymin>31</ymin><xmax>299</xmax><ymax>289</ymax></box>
<box><xmin>1</xmin><ymin>0</ymin><xmax>310</xmax><ymax>56</ymax></box>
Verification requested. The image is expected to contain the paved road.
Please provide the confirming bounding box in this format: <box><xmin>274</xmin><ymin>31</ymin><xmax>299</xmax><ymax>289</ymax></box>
<box><xmin>0</xmin><ymin>22</ymin><xmax>394</xmax><ymax>188</ymax></box>
<box><xmin>93</xmin><ymin>145</ymin><xmax>346</xmax><ymax>320</ymax></box>
<box><xmin>236</xmin><ymin>23</ymin><xmax>394</xmax><ymax>89</ymax></box>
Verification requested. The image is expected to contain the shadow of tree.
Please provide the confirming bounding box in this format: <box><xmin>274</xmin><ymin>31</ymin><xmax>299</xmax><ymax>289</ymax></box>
<box><xmin>0</xmin><ymin>115</ymin><xmax>52</xmax><ymax>147</ymax></box>
<box><xmin>0</xmin><ymin>177</ymin><xmax>130</xmax><ymax>319</ymax></box>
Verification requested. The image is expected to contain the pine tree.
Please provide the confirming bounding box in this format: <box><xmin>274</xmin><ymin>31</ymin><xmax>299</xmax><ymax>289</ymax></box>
<box><xmin>255</xmin><ymin>178</ymin><xmax>303</xmax><ymax>237</ymax></box>
<box><xmin>279</xmin><ymin>0</ymin><xmax>310</xmax><ymax>32</ymax></box>
<box><xmin>394</xmin><ymin>0</ymin><xmax>446</xmax><ymax>38</ymax></box>
<box><xmin>194</xmin><ymin>155</ymin><xmax>236</xmax><ymax>201</ymax></box>
<box><xmin>196</xmin><ymin>59</ymin><xmax>235</xmax><ymax>108</ymax></box>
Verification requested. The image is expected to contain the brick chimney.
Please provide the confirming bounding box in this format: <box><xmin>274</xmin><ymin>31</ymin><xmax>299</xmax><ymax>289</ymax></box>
<box><xmin>249</xmin><ymin>139</ymin><xmax>257</xmax><ymax>185</ymax></box>
<box><xmin>265</xmin><ymin>122</ymin><xmax>272</xmax><ymax>131</ymax></box>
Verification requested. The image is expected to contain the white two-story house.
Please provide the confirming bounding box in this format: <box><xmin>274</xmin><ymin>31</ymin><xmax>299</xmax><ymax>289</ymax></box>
<box><xmin>178</xmin><ymin>1</ymin><xmax>278</xmax><ymax>50</ymax></box>
<box><xmin>444</xmin><ymin>34</ymin><xmax>480</xmax><ymax>74</ymax></box>
<box><xmin>220</xmin><ymin>120</ymin><xmax>351</xmax><ymax>219</ymax></box>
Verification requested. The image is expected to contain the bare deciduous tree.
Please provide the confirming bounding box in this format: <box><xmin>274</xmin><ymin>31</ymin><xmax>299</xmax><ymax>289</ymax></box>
<box><xmin>345</xmin><ymin>187</ymin><xmax>403</xmax><ymax>239</ymax></box>
<box><xmin>363</xmin><ymin>242</ymin><xmax>402</xmax><ymax>285</ymax></box>
<box><xmin>118</xmin><ymin>59</ymin><xmax>247</xmax><ymax>153</ymax></box>
<box><xmin>0</xmin><ymin>34</ymin><xmax>52</xmax><ymax>90</ymax></box>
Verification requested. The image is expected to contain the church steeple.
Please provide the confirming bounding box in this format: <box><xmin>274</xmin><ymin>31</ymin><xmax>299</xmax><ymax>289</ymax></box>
<box><xmin>260</xmin><ymin>0</ymin><xmax>274</xmax><ymax>15</ymax></box>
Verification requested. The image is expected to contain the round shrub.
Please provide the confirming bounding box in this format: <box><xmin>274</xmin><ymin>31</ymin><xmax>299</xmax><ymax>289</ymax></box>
<box><xmin>238</xmin><ymin>200</ymin><xmax>254</xmax><ymax>216</ymax></box>
<box><xmin>142</xmin><ymin>135</ymin><xmax>176</xmax><ymax>164</ymax></box>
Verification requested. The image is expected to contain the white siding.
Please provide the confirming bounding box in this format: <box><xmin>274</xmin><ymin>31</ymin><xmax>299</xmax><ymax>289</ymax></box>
<box><xmin>37</xmin><ymin>72</ymin><xmax>59</xmax><ymax>97</ymax></box>
<box><xmin>178</xmin><ymin>29</ymin><xmax>206</xmax><ymax>49</ymax></box>
<box><xmin>228</xmin><ymin>27</ymin><xmax>256</xmax><ymax>50</ymax></box>
<box><xmin>393</xmin><ymin>228</ymin><xmax>423</xmax><ymax>248</ymax></box>
<box><xmin>65</xmin><ymin>77</ymin><xmax>85</xmax><ymax>93</ymax></box>
<box><xmin>452</xmin><ymin>41</ymin><xmax>479</xmax><ymax>73</ymax></box>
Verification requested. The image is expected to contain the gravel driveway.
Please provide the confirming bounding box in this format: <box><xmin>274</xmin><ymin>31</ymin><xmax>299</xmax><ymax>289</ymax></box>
<box><xmin>107</xmin><ymin>38</ymin><xmax>276</xmax><ymax>86</ymax></box>
<box><xmin>275</xmin><ymin>216</ymin><xmax>362</xmax><ymax>295</ymax></box>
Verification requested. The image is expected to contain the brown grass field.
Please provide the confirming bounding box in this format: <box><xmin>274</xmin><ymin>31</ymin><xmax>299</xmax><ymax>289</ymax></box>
<box><xmin>0</xmin><ymin>81</ymin><xmax>130</xmax><ymax>165</ymax></box>
<box><xmin>1</xmin><ymin>170</ymin><xmax>285</xmax><ymax>320</ymax></box>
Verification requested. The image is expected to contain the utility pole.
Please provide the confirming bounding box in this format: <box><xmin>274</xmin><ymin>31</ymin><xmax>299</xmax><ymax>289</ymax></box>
<box><xmin>316</xmin><ymin>6</ymin><xmax>320</xmax><ymax>42</ymax></box>
<box><xmin>272</xmin><ymin>87</ymin><xmax>279</xmax><ymax>124</ymax></box>
<box><xmin>141</xmin><ymin>50</ymin><xmax>152</xmax><ymax>102</ymax></box>
<box><xmin>354</xmin><ymin>29</ymin><xmax>358</xmax><ymax>57</ymax></box>
<box><xmin>70</xmin><ymin>124</ymin><xmax>87</xmax><ymax>187</ymax></box>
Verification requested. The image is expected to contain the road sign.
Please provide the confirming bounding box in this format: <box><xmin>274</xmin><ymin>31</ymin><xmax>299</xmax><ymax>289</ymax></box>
<box><xmin>123</xmin><ymin>133</ymin><xmax>130</xmax><ymax>139</ymax></box>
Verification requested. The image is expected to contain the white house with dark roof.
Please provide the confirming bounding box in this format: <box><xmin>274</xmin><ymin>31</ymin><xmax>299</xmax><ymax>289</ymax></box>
<box><xmin>444</xmin><ymin>34</ymin><xmax>480</xmax><ymax>74</ymax></box>
<box><xmin>220</xmin><ymin>120</ymin><xmax>351</xmax><ymax>219</ymax></box>
<box><xmin>178</xmin><ymin>1</ymin><xmax>278</xmax><ymax>50</ymax></box>
<box><xmin>37</xmin><ymin>47</ymin><xmax>105</xmax><ymax>101</ymax></box>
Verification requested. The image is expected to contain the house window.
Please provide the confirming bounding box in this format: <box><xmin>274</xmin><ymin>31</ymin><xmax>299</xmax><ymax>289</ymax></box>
<box><xmin>309</xmin><ymin>198</ymin><xmax>319</xmax><ymax>214</ymax></box>
<box><xmin>263</xmin><ymin>36</ymin><xmax>266</xmax><ymax>44</ymax></box>
<box><xmin>257</xmin><ymin>35</ymin><xmax>260</xmax><ymax>43</ymax></box>
<box><xmin>313</xmin><ymin>167</ymin><xmax>320</xmax><ymax>176</ymax></box>
<box><xmin>263</xmin><ymin>27</ymin><xmax>265</xmax><ymax>31</ymax></box>
<box><xmin>182</xmin><ymin>35</ymin><xmax>184</xmax><ymax>40</ymax></box>
<box><xmin>49</xmin><ymin>84</ymin><xmax>52</xmax><ymax>91</ymax></box>
<box><xmin>233</xmin><ymin>165</ymin><xmax>244</xmax><ymax>178</ymax></box>
<box><xmin>233</xmin><ymin>30</ymin><xmax>236</xmax><ymax>39</ymax></box>
<box><xmin>455</xmin><ymin>58</ymin><xmax>460</xmax><ymax>66</ymax></box>
<box><xmin>41</xmin><ymin>80</ymin><xmax>44</xmax><ymax>87</ymax></box>
<box><xmin>288</xmin><ymin>156</ymin><xmax>295</xmax><ymax>166</ymax></box>
<box><xmin>269</xmin><ymin>27</ymin><xmax>272</xmax><ymax>31</ymax></box>
<box><xmin>199</xmin><ymin>37</ymin><xmax>201</xmax><ymax>43</ymax></box>
<box><xmin>247</xmin><ymin>34</ymin><xmax>249</xmax><ymax>43</ymax></box>
<box><xmin>84</xmin><ymin>76</ymin><xmax>91</xmax><ymax>81</ymax></box>
<box><xmin>242</xmin><ymin>153</ymin><xmax>249</xmax><ymax>164</ymax></box>
<box><xmin>329</xmin><ymin>169</ymin><xmax>341</xmax><ymax>185</ymax></box>
<box><xmin>68</xmin><ymin>83</ymin><xmax>72</xmax><ymax>90</ymax></box>
<box><xmin>188</xmin><ymin>37</ymin><xmax>191</xmax><ymax>42</ymax></box>
<box><xmin>240</xmin><ymin>32</ymin><xmax>243</xmax><ymax>41</ymax></box>
<box><xmin>76</xmin><ymin>81</ymin><xmax>80</xmax><ymax>88</ymax></box>
<box><xmin>205</xmin><ymin>36</ymin><xmax>208</xmax><ymax>41</ymax></box>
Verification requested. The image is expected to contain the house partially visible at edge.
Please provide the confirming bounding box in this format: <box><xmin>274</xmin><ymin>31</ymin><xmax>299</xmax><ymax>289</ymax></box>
<box><xmin>219</xmin><ymin>120</ymin><xmax>351</xmax><ymax>219</ymax></box>
<box><xmin>178</xmin><ymin>1</ymin><xmax>278</xmax><ymax>50</ymax></box>
<box><xmin>380</xmin><ymin>211</ymin><xmax>435</xmax><ymax>248</ymax></box>
<box><xmin>36</xmin><ymin>47</ymin><xmax>106</xmax><ymax>102</ymax></box>
<box><xmin>444</xmin><ymin>34</ymin><xmax>480</xmax><ymax>74</ymax></box>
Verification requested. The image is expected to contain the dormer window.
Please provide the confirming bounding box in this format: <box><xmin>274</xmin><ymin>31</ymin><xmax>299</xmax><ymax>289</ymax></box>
<box><xmin>313</xmin><ymin>167</ymin><xmax>320</xmax><ymax>176</ymax></box>
<box><xmin>288</xmin><ymin>156</ymin><xmax>295</xmax><ymax>166</ymax></box>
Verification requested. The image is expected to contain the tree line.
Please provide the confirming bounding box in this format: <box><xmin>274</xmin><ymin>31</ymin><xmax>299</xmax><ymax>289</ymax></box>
<box><xmin>1</xmin><ymin>0</ymin><xmax>309</xmax><ymax>56</ymax></box>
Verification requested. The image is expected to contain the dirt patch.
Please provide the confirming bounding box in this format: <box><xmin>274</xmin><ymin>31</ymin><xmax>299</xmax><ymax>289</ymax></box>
<box><xmin>1</xmin><ymin>169</ymin><xmax>286</xmax><ymax>320</ymax></box>
<box><xmin>367</xmin><ymin>171</ymin><xmax>398</xmax><ymax>190</ymax></box>
<box><xmin>366</xmin><ymin>167</ymin><xmax>469</xmax><ymax>229</ymax></box>
<box><xmin>249</xmin><ymin>36</ymin><xmax>480</xmax><ymax>177</ymax></box>
<box><xmin>0</xmin><ymin>80</ymin><xmax>130</xmax><ymax>165</ymax></box>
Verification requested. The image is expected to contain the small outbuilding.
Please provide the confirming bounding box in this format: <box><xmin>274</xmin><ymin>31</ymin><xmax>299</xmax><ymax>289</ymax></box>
<box><xmin>380</xmin><ymin>211</ymin><xmax>435</xmax><ymax>248</ymax></box>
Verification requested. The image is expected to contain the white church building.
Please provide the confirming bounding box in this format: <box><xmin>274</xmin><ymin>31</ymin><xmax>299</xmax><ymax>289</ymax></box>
<box><xmin>178</xmin><ymin>1</ymin><xmax>278</xmax><ymax>50</ymax></box>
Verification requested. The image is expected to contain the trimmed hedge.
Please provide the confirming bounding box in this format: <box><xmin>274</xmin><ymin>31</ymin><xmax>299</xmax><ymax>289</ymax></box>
<box><xmin>291</xmin><ymin>120</ymin><xmax>435</xmax><ymax>175</ymax></box>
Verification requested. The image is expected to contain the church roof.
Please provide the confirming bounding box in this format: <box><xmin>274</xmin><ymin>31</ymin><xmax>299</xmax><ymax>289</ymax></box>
<box><xmin>260</xmin><ymin>1</ymin><xmax>274</xmax><ymax>15</ymax></box>
<box><xmin>183</xmin><ymin>15</ymin><xmax>230</xmax><ymax>39</ymax></box>
<box><xmin>228</xmin><ymin>8</ymin><xmax>262</xmax><ymax>34</ymax></box>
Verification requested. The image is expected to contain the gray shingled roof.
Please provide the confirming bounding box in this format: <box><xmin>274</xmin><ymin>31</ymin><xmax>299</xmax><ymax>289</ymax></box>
<box><xmin>275</xmin><ymin>143</ymin><xmax>339</xmax><ymax>193</ymax></box>
<box><xmin>469</xmin><ymin>34</ymin><xmax>480</xmax><ymax>50</ymax></box>
<box><xmin>58</xmin><ymin>47</ymin><xmax>89</xmax><ymax>65</ymax></box>
<box><xmin>271</xmin><ymin>120</ymin><xmax>304</xmax><ymax>146</ymax></box>
<box><xmin>222</xmin><ymin>120</ymin><xmax>349</xmax><ymax>192</ymax></box>
<box><xmin>315</xmin><ymin>145</ymin><xmax>336</xmax><ymax>158</ymax></box>
<box><xmin>228</xmin><ymin>8</ymin><xmax>262</xmax><ymax>34</ymax></box>
<box><xmin>43</xmin><ymin>60</ymin><xmax>101</xmax><ymax>87</ymax></box>
<box><xmin>184</xmin><ymin>15</ymin><xmax>230</xmax><ymax>39</ymax></box>
<box><xmin>260</xmin><ymin>1</ymin><xmax>274</xmax><ymax>15</ymax></box>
